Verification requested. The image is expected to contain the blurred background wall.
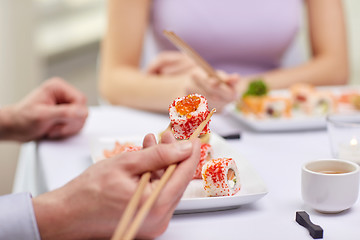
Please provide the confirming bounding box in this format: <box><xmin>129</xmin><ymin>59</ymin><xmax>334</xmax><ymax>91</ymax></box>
<box><xmin>0</xmin><ymin>0</ymin><xmax>104</xmax><ymax>195</ymax></box>
<box><xmin>0</xmin><ymin>0</ymin><xmax>359</xmax><ymax>195</ymax></box>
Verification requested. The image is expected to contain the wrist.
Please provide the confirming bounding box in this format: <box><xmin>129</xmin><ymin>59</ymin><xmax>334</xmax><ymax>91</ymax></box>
<box><xmin>235</xmin><ymin>78</ymin><xmax>250</xmax><ymax>98</ymax></box>
<box><xmin>33</xmin><ymin>180</ymin><xmax>104</xmax><ymax>240</ymax></box>
<box><xmin>0</xmin><ymin>106</ymin><xmax>16</xmax><ymax>140</ymax></box>
<box><xmin>33</xmin><ymin>187</ymin><xmax>87</xmax><ymax>240</ymax></box>
<box><xmin>32</xmin><ymin>190</ymin><xmax>68</xmax><ymax>240</ymax></box>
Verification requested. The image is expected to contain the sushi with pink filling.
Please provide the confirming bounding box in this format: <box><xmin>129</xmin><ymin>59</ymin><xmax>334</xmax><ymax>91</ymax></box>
<box><xmin>202</xmin><ymin>158</ymin><xmax>241</xmax><ymax>197</ymax></box>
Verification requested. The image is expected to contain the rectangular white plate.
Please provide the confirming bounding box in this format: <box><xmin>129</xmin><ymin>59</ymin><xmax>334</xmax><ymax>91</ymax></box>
<box><xmin>226</xmin><ymin>103</ymin><xmax>328</xmax><ymax>132</ymax></box>
<box><xmin>90</xmin><ymin>133</ymin><xmax>268</xmax><ymax>213</ymax></box>
<box><xmin>226</xmin><ymin>86</ymin><xmax>360</xmax><ymax>132</ymax></box>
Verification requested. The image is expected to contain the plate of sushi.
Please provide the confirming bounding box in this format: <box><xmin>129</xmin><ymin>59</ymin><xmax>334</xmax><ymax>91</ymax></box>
<box><xmin>91</xmin><ymin>133</ymin><xmax>268</xmax><ymax>213</ymax></box>
<box><xmin>227</xmin><ymin>80</ymin><xmax>360</xmax><ymax>131</ymax></box>
<box><xmin>91</xmin><ymin>93</ymin><xmax>268</xmax><ymax>213</ymax></box>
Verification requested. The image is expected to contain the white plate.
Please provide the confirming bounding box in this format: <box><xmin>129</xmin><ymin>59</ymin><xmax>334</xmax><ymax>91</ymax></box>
<box><xmin>226</xmin><ymin>103</ymin><xmax>327</xmax><ymax>132</ymax></box>
<box><xmin>90</xmin><ymin>133</ymin><xmax>268</xmax><ymax>213</ymax></box>
<box><xmin>226</xmin><ymin>86</ymin><xmax>360</xmax><ymax>132</ymax></box>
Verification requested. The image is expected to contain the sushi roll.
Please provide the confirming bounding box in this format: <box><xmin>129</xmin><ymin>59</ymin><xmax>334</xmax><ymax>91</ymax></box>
<box><xmin>238</xmin><ymin>96</ymin><xmax>266</xmax><ymax>118</ymax></box>
<box><xmin>290</xmin><ymin>83</ymin><xmax>315</xmax><ymax>114</ymax></box>
<box><xmin>202</xmin><ymin>158</ymin><xmax>241</xmax><ymax>197</ymax></box>
<box><xmin>193</xmin><ymin>143</ymin><xmax>213</xmax><ymax>179</ymax></box>
<box><xmin>260</xmin><ymin>96</ymin><xmax>292</xmax><ymax>118</ymax></box>
<box><xmin>308</xmin><ymin>91</ymin><xmax>337</xmax><ymax>116</ymax></box>
<box><xmin>237</xmin><ymin>79</ymin><xmax>268</xmax><ymax>118</ymax></box>
<box><xmin>169</xmin><ymin>94</ymin><xmax>211</xmax><ymax>140</ymax></box>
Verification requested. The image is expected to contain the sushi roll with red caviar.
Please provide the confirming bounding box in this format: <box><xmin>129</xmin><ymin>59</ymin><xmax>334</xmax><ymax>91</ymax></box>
<box><xmin>169</xmin><ymin>94</ymin><xmax>211</xmax><ymax>140</ymax></box>
<box><xmin>202</xmin><ymin>158</ymin><xmax>241</xmax><ymax>197</ymax></box>
<box><xmin>193</xmin><ymin>143</ymin><xmax>213</xmax><ymax>179</ymax></box>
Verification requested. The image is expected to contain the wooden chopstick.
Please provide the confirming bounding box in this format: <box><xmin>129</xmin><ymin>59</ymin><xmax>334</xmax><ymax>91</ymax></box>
<box><xmin>113</xmin><ymin>108</ymin><xmax>216</xmax><ymax>240</ymax></box>
<box><xmin>163</xmin><ymin>30</ymin><xmax>224</xmax><ymax>84</ymax></box>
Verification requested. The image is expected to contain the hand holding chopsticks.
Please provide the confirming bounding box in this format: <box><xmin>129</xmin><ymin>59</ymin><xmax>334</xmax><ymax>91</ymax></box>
<box><xmin>112</xmin><ymin>108</ymin><xmax>215</xmax><ymax>240</ymax></box>
<box><xmin>163</xmin><ymin>30</ymin><xmax>224</xmax><ymax>84</ymax></box>
<box><xmin>163</xmin><ymin>30</ymin><xmax>240</xmax><ymax>112</ymax></box>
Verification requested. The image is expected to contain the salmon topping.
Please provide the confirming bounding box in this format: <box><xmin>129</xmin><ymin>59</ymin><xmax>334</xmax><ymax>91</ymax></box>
<box><xmin>175</xmin><ymin>95</ymin><xmax>201</xmax><ymax>118</ymax></box>
<box><xmin>227</xmin><ymin>169</ymin><xmax>235</xmax><ymax>181</ymax></box>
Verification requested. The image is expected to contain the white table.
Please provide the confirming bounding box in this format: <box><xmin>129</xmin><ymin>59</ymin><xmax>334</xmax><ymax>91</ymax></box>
<box><xmin>13</xmin><ymin>106</ymin><xmax>360</xmax><ymax>240</ymax></box>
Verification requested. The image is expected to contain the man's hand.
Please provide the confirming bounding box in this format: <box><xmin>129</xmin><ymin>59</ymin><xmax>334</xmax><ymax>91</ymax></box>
<box><xmin>0</xmin><ymin>77</ymin><xmax>88</xmax><ymax>142</ymax></box>
<box><xmin>33</xmin><ymin>131</ymin><xmax>201</xmax><ymax>239</ymax></box>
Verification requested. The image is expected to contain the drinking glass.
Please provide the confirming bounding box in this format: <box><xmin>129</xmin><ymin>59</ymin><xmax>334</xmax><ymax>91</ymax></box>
<box><xmin>327</xmin><ymin>114</ymin><xmax>360</xmax><ymax>164</ymax></box>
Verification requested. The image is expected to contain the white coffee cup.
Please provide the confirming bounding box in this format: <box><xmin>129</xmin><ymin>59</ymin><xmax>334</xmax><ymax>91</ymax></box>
<box><xmin>301</xmin><ymin>159</ymin><xmax>360</xmax><ymax>213</ymax></box>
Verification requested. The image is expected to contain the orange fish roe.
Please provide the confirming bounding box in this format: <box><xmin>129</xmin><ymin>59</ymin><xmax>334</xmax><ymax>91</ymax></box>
<box><xmin>175</xmin><ymin>94</ymin><xmax>201</xmax><ymax>118</ymax></box>
<box><xmin>206</xmin><ymin>159</ymin><xmax>226</xmax><ymax>184</ymax></box>
<box><xmin>169</xmin><ymin>94</ymin><xmax>210</xmax><ymax>140</ymax></box>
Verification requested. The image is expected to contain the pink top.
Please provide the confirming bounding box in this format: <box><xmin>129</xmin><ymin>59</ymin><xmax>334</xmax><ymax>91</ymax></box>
<box><xmin>150</xmin><ymin>0</ymin><xmax>303</xmax><ymax>75</ymax></box>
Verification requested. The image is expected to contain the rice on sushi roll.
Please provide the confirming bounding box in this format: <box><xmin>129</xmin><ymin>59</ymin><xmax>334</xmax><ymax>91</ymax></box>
<box><xmin>290</xmin><ymin>83</ymin><xmax>315</xmax><ymax>114</ymax></box>
<box><xmin>169</xmin><ymin>94</ymin><xmax>211</xmax><ymax>140</ymax></box>
<box><xmin>202</xmin><ymin>158</ymin><xmax>241</xmax><ymax>197</ymax></box>
<box><xmin>193</xmin><ymin>143</ymin><xmax>213</xmax><ymax>179</ymax></box>
<box><xmin>260</xmin><ymin>96</ymin><xmax>292</xmax><ymax>118</ymax></box>
<box><xmin>308</xmin><ymin>91</ymin><xmax>337</xmax><ymax>116</ymax></box>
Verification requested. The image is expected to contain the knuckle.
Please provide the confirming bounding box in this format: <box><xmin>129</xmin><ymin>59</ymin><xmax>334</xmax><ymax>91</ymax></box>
<box><xmin>79</xmin><ymin>95</ymin><xmax>87</xmax><ymax>104</ymax></box>
<box><xmin>49</xmin><ymin>77</ymin><xmax>63</xmax><ymax>83</ymax></box>
<box><xmin>120</xmin><ymin>152</ymin><xmax>139</xmax><ymax>171</ymax></box>
<box><xmin>31</xmin><ymin>113</ymin><xmax>45</xmax><ymax>125</ymax></box>
<box><xmin>46</xmin><ymin>77</ymin><xmax>63</xmax><ymax>87</ymax></box>
<box><xmin>151</xmin><ymin>203</ymin><xmax>168</xmax><ymax>221</ymax></box>
<box><xmin>153</xmin><ymin>145</ymin><xmax>170</xmax><ymax>165</ymax></box>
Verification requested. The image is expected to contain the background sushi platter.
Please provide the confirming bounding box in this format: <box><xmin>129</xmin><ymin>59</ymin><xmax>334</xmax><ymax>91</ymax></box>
<box><xmin>226</xmin><ymin>85</ymin><xmax>360</xmax><ymax>132</ymax></box>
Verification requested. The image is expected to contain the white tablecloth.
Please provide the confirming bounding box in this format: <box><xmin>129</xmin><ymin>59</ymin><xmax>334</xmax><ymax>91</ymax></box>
<box><xmin>13</xmin><ymin>106</ymin><xmax>360</xmax><ymax>240</ymax></box>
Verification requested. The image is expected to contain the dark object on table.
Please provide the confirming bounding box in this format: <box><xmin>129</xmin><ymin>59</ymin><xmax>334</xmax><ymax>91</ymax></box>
<box><xmin>221</xmin><ymin>133</ymin><xmax>241</xmax><ymax>140</ymax></box>
<box><xmin>295</xmin><ymin>211</ymin><xmax>323</xmax><ymax>239</ymax></box>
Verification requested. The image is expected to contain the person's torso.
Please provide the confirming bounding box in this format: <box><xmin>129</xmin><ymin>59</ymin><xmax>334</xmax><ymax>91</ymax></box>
<box><xmin>151</xmin><ymin>0</ymin><xmax>303</xmax><ymax>75</ymax></box>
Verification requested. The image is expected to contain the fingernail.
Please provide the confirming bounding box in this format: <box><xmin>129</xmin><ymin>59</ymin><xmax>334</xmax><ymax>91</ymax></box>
<box><xmin>176</xmin><ymin>141</ymin><xmax>192</xmax><ymax>151</ymax></box>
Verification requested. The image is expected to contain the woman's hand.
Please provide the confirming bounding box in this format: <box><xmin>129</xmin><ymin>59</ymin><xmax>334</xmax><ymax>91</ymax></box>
<box><xmin>146</xmin><ymin>51</ymin><xmax>197</xmax><ymax>76</ymax></box>
<box><xmin>186</xmin><ymin>68</ymin><xmax>241</xmax><ymax>111</ymax></box>
<box><xmin>147</xmin><ymin>51</ymin><xmax>242</xmax><ymax>111</ymax></box>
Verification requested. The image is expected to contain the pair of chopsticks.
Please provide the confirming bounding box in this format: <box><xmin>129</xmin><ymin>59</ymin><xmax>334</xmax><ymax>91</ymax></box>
<box><xmin>111</xmin><ymin>108</ymin><xmax>216</xmax><ymax>240</ymax></box>
<box><xmin>163</xmin><ymin>30</ymin><xmax>224</xmax><ymax>84</ymax></box>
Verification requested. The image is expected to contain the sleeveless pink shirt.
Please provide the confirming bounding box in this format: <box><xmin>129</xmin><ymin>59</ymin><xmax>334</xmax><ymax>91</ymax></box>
<box><xmin>150</xmin><ymin>0</ymin><xmax>303</xmax><ymax>75</ymax></box>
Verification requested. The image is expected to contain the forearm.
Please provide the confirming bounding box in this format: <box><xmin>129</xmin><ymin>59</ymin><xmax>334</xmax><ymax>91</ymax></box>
<box><xmin>256</xmin><ymin>0</ymin><xmax>348</xmax><ymax>90</ymax></box>
<box><xmin>256</xmin><ymin>56</ymin><xmax>348</xmax><ymax>90</ymax></box>
<box><xmin>99</xmin><ymin>66</ymin><xmax>189</xmax><ymax>112</ymax></box>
